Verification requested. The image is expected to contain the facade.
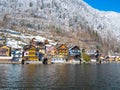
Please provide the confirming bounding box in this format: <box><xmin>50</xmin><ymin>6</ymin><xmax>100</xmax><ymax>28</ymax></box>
<box><xmin>0</xmin><ymin>46</ymin><xmax>12</xmax><ymax>61</ymax></box>
<box><xmin>12</xmin><ymin>49</ymin><xmax>22</xmax><ymax>62</ymax></box>
<box><xmin>51</xmin><ymin>55</ymin><xmax>66</xmax><ymax>63</ymax></box>
<box><xmin>36</xmin><ymin>42</ymin><xmax>45</xmax><ymax>61</ymax></box>
<box><xmin>87</xmin><ymin>49</ymin><xmax>96</xmax><ymax>60</ymax></box>
<box><xmin>51</xmin><ymin>44</ymin><xmax>68</xmax><ymax>63</ymax></box>
<box><xmin>57</xmin><ymin>44</ymin><xmax>68</xmax><ymax>56</ymax></box>
<box><xmin>44</xmin><ymin>40</ymin><xmax>49</xmax><ymax>45</ymax></box>
<box><xmin>45</xmin><ymin>45</ymin><xmax>56</xmax><ymax>56</ymax></box>
<box><xmin>69</xmin><ymin>46</ymin><xmax>81</xmax><ymax>60</ymax></box>
<box><xmin>39</xmin><ymin>46</ymin><xmax>45</xmax><ymax>55</ymax></box>
<box><xmin>23</xmin><ymin>45</ymin><xmax>38</xmax><ymax>61</ymax></box>
<box><xmin>27</xmin><ymin>46</ymin><xmax>38</xmax><ymax>61</ymax></box>
<box><xmin>0</xmin><ymin>46</ymin><xmax>11</xmax><ymax>56</ymax></box>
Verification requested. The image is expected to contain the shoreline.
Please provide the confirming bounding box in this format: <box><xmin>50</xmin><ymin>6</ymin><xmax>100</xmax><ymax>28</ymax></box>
<box><xmin>0</xmin><ymin>61</ymin><xmax>21</xmax><ymax>64</ymax></box>
<box><xmin>0</xmin><ymin>60</ymin><xmax>120</xmax><ymax>64</ymax></box>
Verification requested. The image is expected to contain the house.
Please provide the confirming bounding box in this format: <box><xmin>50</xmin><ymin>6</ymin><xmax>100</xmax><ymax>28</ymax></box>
<box><xmin>0</xmin><ymin>46</ymin><xmax>11</xmax><ymax>56</ymax></box>
<box><xmin>57</xmin><ymin>44</ymin><xmax>69</xmax><ymax>56</ymax></box>
<box><xmin>69</xmin><ymin>46</ymin><xmax>81</xmax><ymax>60</ymax></box>
<box><xmin>0</xmin><ymin>45</ymin><xmax>12</xmax><ymax>61</ymax></box>
<box><xmin>51</xmin><ymin>44</ymin><xmax>68</xmax><ymax>63</ymax></box>
<box><xmin>45</xmin><ymin>44</ymin><xmax>56</xmax><ymax>56</ymax></box>
<box><xmin>23</xmin><ymin>45</ymin><xmax>38</xmax><ymax>61</ymax></box>
<box><xmin>87</xmin><ymin>49</ymin><xmax>96</xmax><ymax>60</ymax></box>
<box><xmin>11</xmin><ymin>49</ymin><xmax>22</xmax><ymax>62</ymax></box>
<box><xmin>36</xmin><ymin>41</ymin><xmax>45</xmax><ymax>61</ymax></box>
<box><xmin>27</xmin><ymin>46</ymin><xmax>38</xmax><ymax>61</ymax></box>
<box><xmin>44</xmin><ymin>39</ymin><xmax>49</xmax><ymax>45</ymax></box>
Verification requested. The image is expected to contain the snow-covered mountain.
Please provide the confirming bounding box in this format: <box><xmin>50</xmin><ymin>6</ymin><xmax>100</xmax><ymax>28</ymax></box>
<box><xmin>0</xmin><ymin>0</ymin><xmax>120</xmax><ymax>42</ymax></box>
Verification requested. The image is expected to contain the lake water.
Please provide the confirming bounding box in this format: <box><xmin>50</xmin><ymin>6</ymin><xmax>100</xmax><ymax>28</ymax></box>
<box><xmin>0</xmin><ymin>63</ymin><xmax>120</xmax><ymax>90</ymax></box>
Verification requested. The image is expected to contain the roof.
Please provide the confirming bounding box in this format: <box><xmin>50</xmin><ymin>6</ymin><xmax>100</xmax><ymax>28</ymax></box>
<box><xmin>23</xmin><ymin>45</ymin><xmax>31</xmax><ymax>50</ymax></box>
<box><xmin>69</xmin><ymin>46</ymin><xmax>80</xmax><ymax>50</ymax></box>
<box><xmin>57</xmin><ymin>44</ymin><xmax>68</xmax><ymax>49</ymax></box>
<box><xmin>0</xmin><ymin>45</ymin><xmax>11</xmax><ymax>48</ymax></box>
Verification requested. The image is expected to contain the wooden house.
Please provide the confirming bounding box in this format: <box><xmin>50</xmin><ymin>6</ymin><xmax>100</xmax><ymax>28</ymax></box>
<box><xmin>51</xmin><ymin>44</ymin><xmax>68</xmax><ymax>63</ymax></box>
<box><xmin>0</xmin><ymin>46</ymin><xmax>11</xmax><ymax>56</ymax></box>
<box><xmin>23</xmin><ymin>45</ymin><xmax>38</xmax><ymax>61</ymax></box>
<box><xmin>27</xmin><ymin>46</ymin><xmax>38</xmax><ymax>61</ymax></box>
<box><xmin>44</xmin><ymin>39</ymin><xmax>49</xmax><ymax>45</ymax></box>
<box><xmin>69</xmin><ymin>46</ymin><xmax>81</xmax><ymax>60</ymax></box>
<box><xmin>57</xmin><ymin>44</ymin><xmax>68</xmax><ymax>56</ymax></box>
<box><xmin>0</xmin><ymin>45</ymin><xmax>12</xmax><ymax>61</ymax></box>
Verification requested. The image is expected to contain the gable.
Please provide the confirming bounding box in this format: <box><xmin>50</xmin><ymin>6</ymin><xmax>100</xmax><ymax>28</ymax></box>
<box><xmin>58</xmin><ymin>44</ymin><xmax>68</xmax><ymax>49</ymax></box>
<box><xmin>73</xmin><ymin>46</ymin><xmax>80</xmax><ymax>50</ymax></box>
<box><xmin>29</xmin><ymin>46</ymin><xmax>36</xmax><ymax>50</ymax></box>
<box><xmin>1</xmin><ymin>46</ymin><xmax>10</xmax><ymax>50</ymax></box>
<box><xmin>71</xmin><ymin>46</ymin><xmax>80</xmax><ymax>50</ymax></box>
<box><xmin>23</xmin><ymin>45</ymin><xmax>30</xmax><ymax>50</ymax></box>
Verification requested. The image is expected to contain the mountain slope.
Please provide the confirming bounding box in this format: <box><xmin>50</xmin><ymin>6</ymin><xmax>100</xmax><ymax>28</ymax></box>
<box><xmin>0</xmin><ymin>0</ymin><xmax>120</xmax><ymax>51</ymax></box>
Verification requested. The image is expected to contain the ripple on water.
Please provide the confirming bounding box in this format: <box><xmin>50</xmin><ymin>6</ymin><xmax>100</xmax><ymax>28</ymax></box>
<box><xmin>0</xmin><ymin>64</ymin><xmax>120</xmax><ymax>89</ymax></box>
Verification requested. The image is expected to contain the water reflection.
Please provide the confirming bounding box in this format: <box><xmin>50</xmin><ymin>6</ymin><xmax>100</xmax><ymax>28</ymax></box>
<box><xmin>0</xmin><ymin>64</ymin><xmax>120</xmax><ymax>89</ymax></box>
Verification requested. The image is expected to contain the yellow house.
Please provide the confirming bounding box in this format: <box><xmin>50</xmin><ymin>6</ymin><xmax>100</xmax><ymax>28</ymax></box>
<box><xmin>0</xmin><ymin>46</ymin><xmax>11</xmax><ymax>56</ymax></box>
<box><xmin>27</xmin><ymin>46</ymin><xmax>38</xmax><ymax>61</ymax></box>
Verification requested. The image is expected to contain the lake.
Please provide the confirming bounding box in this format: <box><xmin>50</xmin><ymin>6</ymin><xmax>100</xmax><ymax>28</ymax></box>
<box><xmin>0</xmin><ymin>63</ymin><xmax>120</xmax><ymax>90</ymax></box>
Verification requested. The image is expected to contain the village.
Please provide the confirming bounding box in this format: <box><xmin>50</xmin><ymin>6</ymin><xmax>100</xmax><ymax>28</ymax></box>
<box><xmin>0</xmin><ymin>36</ymin><xmax>120</xmax><ymax>64</ymax></box>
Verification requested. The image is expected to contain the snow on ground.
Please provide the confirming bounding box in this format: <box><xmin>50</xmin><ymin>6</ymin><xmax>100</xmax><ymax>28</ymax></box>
<box><xmin>0</xmin><ymin>29</ymin><xmax>57</xmax><ymax>49</ymax></box>
<box><xmin>6</xmin><ymin>39</ymin><xmax>24</xmax><ymax>49</ymax></box>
